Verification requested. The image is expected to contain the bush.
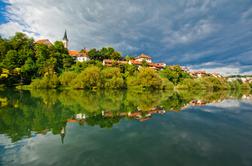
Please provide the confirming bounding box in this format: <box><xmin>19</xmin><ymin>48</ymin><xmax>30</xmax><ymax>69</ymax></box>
<box><xmin>241</xmin><ymin>83</ymin><xmax>251</xmax><ymax>90</ymax></box>
<box><xmin>30</xmin><ymin>73</ymin><xmax>59</xmax><ymax>89</ymax></box>
<box><xmin>59</xmin><ymin>71</ymin><xmax>77</xmax><ymax>86</ymax></box>
<box><xmin>176</xmin><ymin>76</ymin><xmax>229</xmax><ymax>90</ymax></box>
<box><xmin>160</xmin><ymin>65</ymin><xmax>191</xmax><ymax>85</ymax></box>
<box><xmin>176</xmin><ymin>78</ymin><xmax>204</xmax><ymax>90</ymax></box>
<box><xmin>71</xmin><ymin>66</ymin><xmax>101</xmax><ymax>89</ymax></box>
<box><xmin>101</xmin><ymin>67</ymin><xmax>124</xmax><ymax>89</ymax></box>
<box><xmin>228</xmin><ymin>80</ymin><xmax>242</xmax><ymax>90</ymax></box>
<box><xmin>127</xmin><ymin>67</ymin><xmax>162</xmax><ymax>90</ymax></box>
<box><xmin>161</xmin><ymin>78</ymin><xmax>174</xmax><ymax>90</ymax></box>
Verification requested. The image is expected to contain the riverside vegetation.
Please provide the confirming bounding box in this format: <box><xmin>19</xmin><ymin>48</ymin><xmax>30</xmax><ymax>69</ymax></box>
<box><xmin>0</xmin><ymin>32</ymin><xmax>251</xmax><ymax>90</ymax></box>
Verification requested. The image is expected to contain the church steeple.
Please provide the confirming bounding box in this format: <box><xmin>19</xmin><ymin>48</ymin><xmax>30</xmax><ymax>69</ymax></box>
<box><xmin>62</xmin><ymin>30</ymin><xmax>68</xmax><ymax>49</ymax></box>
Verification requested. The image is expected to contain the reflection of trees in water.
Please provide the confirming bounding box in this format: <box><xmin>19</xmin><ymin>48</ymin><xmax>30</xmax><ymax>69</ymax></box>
<box><xmin>0</xmin><ymin>89</ymin><xmax>251</xmax><ymax>142</ymax></box>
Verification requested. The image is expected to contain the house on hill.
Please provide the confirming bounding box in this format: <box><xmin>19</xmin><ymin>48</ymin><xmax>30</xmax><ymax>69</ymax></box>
<box><xmin>103</xmin><ymin>53</ymin><xmax>166</xmax><ymax>70</ymax></box>
<box><xmin>34</xmin><ymin>31</ymin><xmax>68</xmax><ymax>48</ymax></box>
<box><xmin>190</xmin><ymin>71</ymin><xmax>209</xmax><ymax>78</ymax></box>
<box><xmin>34</xmin><ymin>39</ymin><xmax>53</xmax><ymax>47</ymax></box>
<box><xmin>68</xmin><ymin>49</ymin><xmax>90</xmax><ymax>62</ymax></box>
<box><xmin>135</xmin><ymin>53</ymin><xmax>152</xmax><ymax>63</ymax></box>
<box><xmin>102</xmin><ymin>59</ymin><xmax>128</xmax><ymax>66</ymax></box>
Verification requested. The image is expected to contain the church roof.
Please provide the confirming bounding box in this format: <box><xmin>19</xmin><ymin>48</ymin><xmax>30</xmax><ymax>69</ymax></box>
<box><xmin>34</xmin><ymin>39</ymin><xmax>52</xmax><ymax>46</ymax></box>
<box><xmin>63</xmin><ymin>30</ymin><xmax>68</xmax><ymax>41</ymax></box>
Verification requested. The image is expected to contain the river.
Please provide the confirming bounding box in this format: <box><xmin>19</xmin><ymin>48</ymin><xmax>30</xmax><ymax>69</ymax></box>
<box><xmin>0</xmin><ymin>89</ymin><xmax>252</xmax><ymax>166</ymax></box>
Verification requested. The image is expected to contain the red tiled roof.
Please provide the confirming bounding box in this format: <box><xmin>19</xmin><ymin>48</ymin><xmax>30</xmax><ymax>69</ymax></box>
<box><xmin>103</xmin><ymin>59</ymin><xmax>128</xmax><ymax>65</ymax></box>
<box><xmin>67</xmin><ymin>119</ymin><xmax>79</xmax><ymax>123</ymax></box>
<box><xmin>130</xmin><ymin>60</ymin><xmax>142</xmax><ymax>65</ymax></box>
<box><xmin>129</xmin><ymin>60</ymin><xmax>165</xmax><ymax>69</ymax></box>
<box><xmin>191</xmin><ymin>71</ymin><xmax>207</xmax><ymax>74</ymax></box>
<box><xmin>149</xmin><ymin>63</ymin><xmax>166</xmax><ymax>68</ymax></box>
<box><xmin>139</xmin><ymin>117</ymin><xmax>151</xmax><ymax>122</ymax></box>
<box><xmin>68</xmin><ymin>50</ymin><xmax>89</xmax><ymax>57</ymax></box>
<box><xmin>136</xmin><ymin>53</ymin><xmax>152</xmax><ymax>60</ymax></box>
<box><xmin>69</xmin><ymin>50</ymin><xmax>79</xmax><ymax>56</ymax></box>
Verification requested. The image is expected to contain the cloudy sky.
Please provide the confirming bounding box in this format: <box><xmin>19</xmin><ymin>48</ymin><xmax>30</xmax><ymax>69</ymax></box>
<box><xmin>0</xmin><ymin>0</ymin><xmax>251</xmax><ymax>75</ymax></box>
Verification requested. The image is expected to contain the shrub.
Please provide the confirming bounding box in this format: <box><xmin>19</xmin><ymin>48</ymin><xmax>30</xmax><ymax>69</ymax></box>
<box><xmin>59</xmin><ymin>71</ymin><xmax>77</xmax><ymax>86</ymax></box>
<box><xmin>161</xmin><ymin>78</ymin><xmax>174</xmax><ymax>90</ymax></box>
<box><xmin>127</xmin><ymin>68</ymin><xmax>162</xmax><ymax>90</ymax></box>
<box><xmin>30</xmin><ymin>73</ymin><xmax>59</xmax><ymax>89</ymax></box>
<box><xmin>241</xmin><ymin>83</ymin><xmax>251</xmax><ymax>90</ymax></box>
<box><xmin>71</xmin><ymin>66</ymin><xmax>101</xmax><ymax>89</ymax></box>
<box><xmin>176</xmin><ymin>77</ymin><xmax>229</xmax><ymax>90</ymax></box>
<box><xmin>101</xmin><ymin>67</ymin><xmax>124</xmax><ymax>89</ymax></box>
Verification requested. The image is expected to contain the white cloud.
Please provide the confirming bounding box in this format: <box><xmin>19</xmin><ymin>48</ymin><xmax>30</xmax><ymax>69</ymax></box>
<box><xmin>189</xmin><ymin>62</ymin><xmax>238</xmax><ymax>75</ymax></box>
<box><xmin>162</xmin><ymin>20</ymin><xmax>218</xmax><ymax>48</ymax></box>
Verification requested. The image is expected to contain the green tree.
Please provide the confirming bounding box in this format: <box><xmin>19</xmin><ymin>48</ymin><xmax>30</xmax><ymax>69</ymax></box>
<box><xmin>2</xmin><ymin>50</ymin><xmax>19</xmax><ymax>69</ymax></box>
<box><xmin>160</xmin><ymin>65</ymin><xmax>191</xmax><ymax>85</ymax></box>
<box><xmin>101</xmin><ymin>67</ymin><xmax>124</xmax><ymax>89</ymax></box>
<box><xmin>71</xmin><ymin>66</ymin><xmax>101</xmax><ymax>89</ymax></box>
<box><xmin>59</xmin><ymin>71</ymin><xmax>77</xmax><ymax>86</ymax></box>
<box><xmin>21</xmin><ymin>57</ymin><xmax>37</xmax><ymax>83</ymax></box>
<box><xmin>0</xmin><ymin>37</ymin><xmax>10</xmax><ymax>63</ymax></box>
<box><xmin>127</xmin><ymin>67</ymin><xmax>162</xmax><ymax>90</ymax></box>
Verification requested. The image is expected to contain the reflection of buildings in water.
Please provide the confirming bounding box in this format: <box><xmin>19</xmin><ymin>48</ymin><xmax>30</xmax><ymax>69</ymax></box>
<box><xmin>75</xmin><ymin>113</ymin><xmax>87</xmax><ymax>120</ymax></box>
<box><xmin>61</xmin><ymin>98</ymin><xmax>232</xmax><ymax>142</ymax></box>
<box><xmin>66</xmin><ymin>98</ymin><xmax>228</xmax><ymax>126</ymax></box>
<box><xmin>242</xmin><ymin>94</ymin><xmax>252</xmax><ymax>100</ymax></box>
<box><xmin>65</xmin><ymin>98</ymin><xmax>231</xmax><ymax>126</ymax></box>
<box><xmin>180</xmin><ymin>99</ymin><xmax>226</xmax><ymax>110</ymax></box>
<box><xmin>190</xmin><ymin>100</ymin><xmax>207</xmax><ymax>106</ymax></box>
<box><xmin>67</xmin><ymin>113</ymin><xmax>87</xmax><ymax>125</ymax></box>
<box><xmin>66</xmin><ymin>108</ymin><xmax>167</xmax><ymax>125</ymax></box>
<box><xmin>60</xmin><ymin>126</ymin><xmax>65</xmax><ymax>144</ymax></box>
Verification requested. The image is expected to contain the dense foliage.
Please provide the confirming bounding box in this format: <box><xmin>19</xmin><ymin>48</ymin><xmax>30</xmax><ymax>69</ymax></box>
<box><xmin>0</xmin><ymin>33</ymin><xmax>74</xmax><ymax>85</ymax></box>
<box><xmin>88</xmin><ymin>47</ymin><xmax>122</xmax><ymax>61</ymax></box>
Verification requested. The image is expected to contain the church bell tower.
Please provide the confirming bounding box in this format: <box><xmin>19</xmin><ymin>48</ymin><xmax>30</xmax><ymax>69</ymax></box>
<box><xmin>62</xmin><ymin>30</ymin><xmax>69</xmax><ymax>49</ymax></box>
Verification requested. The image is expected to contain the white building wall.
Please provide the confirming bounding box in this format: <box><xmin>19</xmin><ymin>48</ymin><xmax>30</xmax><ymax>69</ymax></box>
<box><xmin>135</xmin><ymin>58</ymin><xmax>152</xmax><ymax>63</ymax></box>
<box><xmin>76</xmin><ymin>57</ymin><xmax>90</xmax><ymax>62</ymax></box>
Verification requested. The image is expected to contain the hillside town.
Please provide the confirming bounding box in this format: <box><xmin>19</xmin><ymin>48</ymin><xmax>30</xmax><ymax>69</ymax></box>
<box><xmin>34</xmin><ymin>31</ymin><xmax>252</xmax><ymax>83</ymax></box>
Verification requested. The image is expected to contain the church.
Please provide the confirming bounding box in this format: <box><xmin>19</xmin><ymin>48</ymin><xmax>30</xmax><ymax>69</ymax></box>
<box><xmin>62</xmin><ymin>30</ymin><xmax>90</xmax><ymax>62</ymax></box>
<box><xmin>34</xmin><ymin>30</ymin><xmax>90</xmax><ymax>62</ymax></box>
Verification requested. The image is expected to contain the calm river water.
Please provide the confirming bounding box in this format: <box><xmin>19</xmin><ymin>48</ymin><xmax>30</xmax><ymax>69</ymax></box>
<box><xmin>0</xmin><ymin>89</ymin><xmax>252</xmax><ymax>166</ymax></box>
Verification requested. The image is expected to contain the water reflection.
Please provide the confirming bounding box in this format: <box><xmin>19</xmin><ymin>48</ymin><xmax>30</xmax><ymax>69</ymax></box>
<box><xmin>0</xmin><ymin>89</ymin><xmax>251</xmax><ymax>143</ymax></box>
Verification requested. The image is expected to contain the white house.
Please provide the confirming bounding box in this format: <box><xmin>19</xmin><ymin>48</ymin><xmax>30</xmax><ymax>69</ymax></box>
<box><xmin>135</xmin><ymin>54</ymin><xmax>152</xmax><ymax>63</ymax></box>
<box><xmin>68</xmin><ymin>50</ymin><xmax>90</xmax><ymax>62</ymax></box>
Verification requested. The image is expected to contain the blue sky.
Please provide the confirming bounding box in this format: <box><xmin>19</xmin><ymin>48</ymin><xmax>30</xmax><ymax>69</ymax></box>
<box><xmin>0</xmin><ymin>0</ymin><xmax>252</xmax><ymax>75</ymax></box>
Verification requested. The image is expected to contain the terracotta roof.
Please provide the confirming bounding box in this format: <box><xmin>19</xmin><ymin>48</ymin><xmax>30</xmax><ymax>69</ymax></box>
<box><xmin>34</xmin><ymin>39</ymin><xmax>52</xmax><ymax>46</ymax></box>
<box><xmin>191</xmin><ymin>71</ymin><xmax>207</xmax><ymax>74</ymax></box>
<box><xmin>149</xmin><ymin>63</ymin><xmax>166</xmax><ymax>68</ymax></box>
<box><xmin>103</xmin><ymin>59</ymin><xmax>128</xmax><ymax>66</ymax></box>
<box><xmin>67</xmin><ymin>119</ymin><xmax>79</xmax><ymax>123</ymax></box>
<box><xmin>129</xmin><ymin>60</ymin><xmax>165</xmax><ymax>69</ymax></box>
<box><xmin>139</xmin><ymin>117</ymin><xmax>151</xmax><ymax>122</ymax></box>
<box><xmin>68</xmin><ymin>50</ymin><xmax>79</xmax><ymax>56</ymax></box>
<box><xmin>68</xmin><ymin>50</ymin><xmax>89</xmax><ymax>57</ymax></box>
<box><xmin>136</xmin><ymin>53</ymin><xmax>152</xmax><ymax>60</ymax></box>
<box><xmin>129</xmin><ymin>60</ymin><xmax>142</xmax><ymax>65</ymax></box>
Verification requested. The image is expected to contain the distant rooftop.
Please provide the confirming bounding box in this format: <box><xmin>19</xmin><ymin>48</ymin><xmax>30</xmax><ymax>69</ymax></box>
<box><xmin>136</xmin><ymin>53</ymin><xmax>152</xmax><ymax>60</ymax></box>
<box><xmin>34</xmin><ymin>39</ymin><xmax>52</xmax><ymax>46</ymax></box>
<box><xmin>68</xmin><ymin>50</ymin><xmax>88</xmax><ymax>57</ymax></box>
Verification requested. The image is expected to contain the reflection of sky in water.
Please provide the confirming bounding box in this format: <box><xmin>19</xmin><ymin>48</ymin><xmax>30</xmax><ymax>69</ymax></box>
<box><xmin>1</xmin><ymin>99</ymin><xmax>252</xmax><ymax>166</ymax></box>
